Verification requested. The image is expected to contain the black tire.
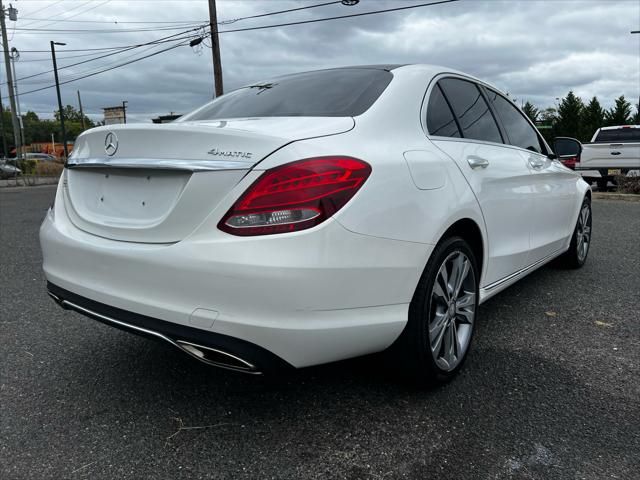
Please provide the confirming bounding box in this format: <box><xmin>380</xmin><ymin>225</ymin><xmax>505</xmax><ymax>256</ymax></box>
<box><xmin>596</xmin><ymin>178</ymin><xmax>608</xmax><ymax>191</ymax></box>
<box><xmin>394</xmin><ymin>236</ymin><xmax>480</xmax><ymax>385</ymax></box>
<box><xmin>558</xmin><ymin>197</ymin><xmax>592</xmax><ymax>269</ymax></box>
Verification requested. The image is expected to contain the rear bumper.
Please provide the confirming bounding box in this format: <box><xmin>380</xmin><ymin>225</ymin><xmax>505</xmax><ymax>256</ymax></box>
<box><xmin>47</xmin><ymin>282</ymin><xmax>289</xmax><ymax>374</ymax></box>
<box><xmin>40</xmin><ymin>196</ymin><xmax>430</xmax><ymax>368</ymax></box>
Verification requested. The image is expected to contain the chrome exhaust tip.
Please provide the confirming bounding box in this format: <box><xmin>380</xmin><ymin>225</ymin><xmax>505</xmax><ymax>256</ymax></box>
<box><xmin>175</xmin><ymin>340</ymin><xmax>261</xmax><ymax>374</ymax></box>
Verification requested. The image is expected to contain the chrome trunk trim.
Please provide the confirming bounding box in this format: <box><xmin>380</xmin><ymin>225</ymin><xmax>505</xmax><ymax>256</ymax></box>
<box><xmin>66</xmin><ymin>158</ymin><xmax>251</xmax><ymax>172</ymax></box>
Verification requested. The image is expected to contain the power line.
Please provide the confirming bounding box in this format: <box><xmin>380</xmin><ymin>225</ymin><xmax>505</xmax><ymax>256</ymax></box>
<box><xmin>8</xmin><ymin>0</ymin><xmax>460</xmax><ymax>100</ymax></box>
<box><xmin>218</xmin><ymin>0</ymin><xmax>342</xmax><ymax>25</ymax></box>
<box><xmin>17</xmin><ymin>0</ymin><xmax>343</xmax><ymax>27</ymax></box>
<box><xmin>214</xmin><ymin>0</ymin><xmax>461</xmax><ymax>35</ymax></box>
<box><xmin>21</xmin><ymin>1</ymin><xmax>110</xmax><ymax>30</ymax></box>
<box><xmin>18</xmin><ymin>17</ymin><xmax>207</xmax><ymax>24</ymax></box>
<box><xmin>4</xmin><ymin>24</ymin><xmax>207</xmax><ymax>85</ymax></box>
<box><xmin>12</xmin><ymin>23</ymin><xmax>206</xmax><ymax>34</ymax></box>
<box><xmin>19</xmin><ymin>0</ymin><xmax>65</xmax><ymax>19</ymax></box>
<box><xmin>11</xmin><ymin>39</ymin><xmax>191</xmax><ymax>99</ymax></box>
<box><xmin>19</xmin><ymin>0</ymin><xmax>95</xmax><ymax>29</ymax></box>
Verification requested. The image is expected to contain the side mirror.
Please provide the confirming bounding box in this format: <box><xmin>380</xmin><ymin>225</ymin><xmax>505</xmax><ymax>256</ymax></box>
<box><xmin>553</xmin><ymin>137</ymin><xmax>582</xmax><ymax>169</ymax></box>
<box><xmin>553</xmin><ymin>137</ymin><xmax>582</xmax><ymax>157</ymax></box>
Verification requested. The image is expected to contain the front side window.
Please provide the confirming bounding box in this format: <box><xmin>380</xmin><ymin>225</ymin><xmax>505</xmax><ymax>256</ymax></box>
<box><xmin>486</xmin><ymin>89</ymin><xmax>543</xmax><ymax>153</ymax></box>
<box><xmin>439</xmin><ymin>78</ymin><xmax>503</xmax><ymax>144</ymax></box>
<box><xmin>426</xmin><ymin>85</ymin><xmax>461</xmax><ymax>138</ymax></box>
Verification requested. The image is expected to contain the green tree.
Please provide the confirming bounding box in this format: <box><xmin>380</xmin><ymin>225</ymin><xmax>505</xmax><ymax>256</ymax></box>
<box><xmin>54</xmin><ymin>104</ymin><xmax>95</xmax><ymax>135</ymax></box>
<box><xmin>580</xmin><ymin>97</ymin><xmax>605</xmax><ymax>142</ymax></box>
<box><xmin>555</xmin><ymin>91</ymin><xmax>584</xmax><ymax>138</ymax></box>
<box><xmin>522</xmin><ymin>101</ymin><xmax>539</xmax><ymax>123</ymax></box>
<box><xmin>604</xmin><ymin>95</ymin><xmax>632</xmax><ymax>126</ymax></box>
<box><xmin>631</xmin><ymin>102</ymin><xmax>639</xmax><ymax>124</ymax></box>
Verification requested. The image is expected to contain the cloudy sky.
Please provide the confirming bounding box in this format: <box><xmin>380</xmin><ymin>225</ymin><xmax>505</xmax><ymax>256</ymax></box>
<box><xmin>3</xmin><ymin>0</ymin><xmax>639</xmax><ymax>122</ymax></box>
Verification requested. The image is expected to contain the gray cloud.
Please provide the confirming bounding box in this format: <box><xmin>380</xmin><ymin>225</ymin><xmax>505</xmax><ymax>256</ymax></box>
<box><xmin>4</xmin><ymin>0</ymin><xmax>639</xmax><ymax>123</ymax></box>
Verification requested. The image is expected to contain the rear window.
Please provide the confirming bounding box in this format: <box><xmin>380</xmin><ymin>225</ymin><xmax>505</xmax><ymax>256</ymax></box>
<box><xmin>593</xmin><ymin>128</ymin><xmax>640</xmax><ymax>143</ymax></box>
<box><xmin>180</xmin><ymin>68</ymin><xmax>393</xmax><ymax>121</ymax></box>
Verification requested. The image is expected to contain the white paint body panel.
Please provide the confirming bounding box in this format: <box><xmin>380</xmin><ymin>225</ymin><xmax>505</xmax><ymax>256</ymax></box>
<box><xmin>40</xmin><ymin>65</ymin><xmax>589</xmax><ymax>368</ymax></box>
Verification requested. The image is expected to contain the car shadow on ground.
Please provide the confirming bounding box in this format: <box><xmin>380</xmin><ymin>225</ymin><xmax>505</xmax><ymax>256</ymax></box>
<box><xmin>47</xmin><ymin>263</ymin><xmax>638</xmax><ymax>479</ymax></box>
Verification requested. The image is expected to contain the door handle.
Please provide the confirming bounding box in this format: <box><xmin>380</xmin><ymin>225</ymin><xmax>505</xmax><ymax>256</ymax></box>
<box><xmin>467</xmin><ymin>156</ymin><xmax>489</xmax><ymax>169</ymax></box>
<box><xmin>528</xmin><ymin>157</ymin><xmax>546</xmax><ymax>169</ymax></box>
<box><xmin>610</xmin><ymin>151</ymin><xmax>621</xmax><ymax>155</ymax></box>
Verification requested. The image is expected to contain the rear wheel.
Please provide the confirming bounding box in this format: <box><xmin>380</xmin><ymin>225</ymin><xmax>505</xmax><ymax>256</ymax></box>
<box><xmin>397</xmin><ymin>237</ymin><xmax>479</xmax><ymax>384</ymax></box>
<box><xmin>558</xmin><ymin>197</ymin><xmax>592</xmax><ymax>268</ymax></box>
<box><xmin>596</xmin><ymin>177</ymin><xmax>608</xmax><ymax>191</ymax></box>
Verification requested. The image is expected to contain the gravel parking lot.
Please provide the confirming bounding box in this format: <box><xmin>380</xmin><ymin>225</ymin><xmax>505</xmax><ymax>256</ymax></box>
<box><xmin>1</xmin><ymin>185</ymin><xmax>638</xmax><ymax>480</ymax></box>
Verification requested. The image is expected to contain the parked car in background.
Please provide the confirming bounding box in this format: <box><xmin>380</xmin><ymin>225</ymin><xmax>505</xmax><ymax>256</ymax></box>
<box><xmin>40</xmin><ymin>65</ymin><xmax>591</xmax><ymax>384</ymax></box>
<box><xmin>556</xmin><ymin>125</ymin><xmax>640</xmax><ymax>190</ymax></box>
<box><xmin>24</xmin><ymin>153</ymin><xmax>57</xmax><ymax>162</ymax></box>
<box><xmin>0</xmin><ymin>159</ymin><xmax>21</xmax><ymax>179</ymax></box>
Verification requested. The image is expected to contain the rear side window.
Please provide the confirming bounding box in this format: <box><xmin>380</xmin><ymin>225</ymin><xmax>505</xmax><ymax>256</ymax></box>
<box><xmin>439</xmin><ymin>78</ymin><xmax>503</xmax><ymax>144</ymax></box>
<box><xmin>180</xmin><ymin>68</ymin><xmax>393</xmax><ymax>121</ymax></box>
<box><xmin>486</xmin><ymin>89</ymin><xmax>543</xmax><ymax>153</ymax></box>
<box><xmin>593</xmin><ymin>128</ymin><xmax>640</xmax><ymax>143</ymax></box>
<box><xmin>426</xmin><ymin>85</ymin><xmax>461</xmax><ymax>137</ymax></box>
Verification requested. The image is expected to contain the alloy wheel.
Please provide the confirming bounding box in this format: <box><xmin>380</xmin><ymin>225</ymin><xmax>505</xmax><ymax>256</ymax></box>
<box><xmin>576</xmin><ymin>203</ymin><xmax>591</xmax><ymax>262</ymax></box>
<box><xmin>428</xmin><ymin>251</ymin><xmax>476</xmax><ymax>371</ymax></box>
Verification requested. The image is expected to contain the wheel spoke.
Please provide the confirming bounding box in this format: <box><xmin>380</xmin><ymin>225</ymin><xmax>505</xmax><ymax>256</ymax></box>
<box><xmin>436</xmin><ymin>264</ymin><xmax>451</xmax><ymax>302</ymax></box>
<box><xmin>448</xmin><ymin>254</ymin><xmax>464</xmax><ymax>298</ymax></box>
<box><xmin>442</xmin><ymin>322</ymin><xmax>455</xmax><ymax>367</ymax></box>
<box><xmin>432</xmin><ymin>278</ymin><xmax>449</xmax><ymax>303</ymax></box>
<box><xmin>456</xmin><ymin>306</ymin><xmax>474</xmax><ymax>324</ymax></box>
<box><xmin>430</xmin><ymin>315</ymin><xmax>448</xmax><ymax>354</ymax></box>
<box><xmin>581</xmin><ymin>206</ymin><xmax>589</xmax><ymax>226</ymax></box>
<box><xmin>453</xmin><ymin>257</ymin><xmax>470</xmax><ymax>299</ymax></box>
<box><xmin>456</xmin><ymin>291</ymin><xmax>475</xmax><ymax>309</ymax></box>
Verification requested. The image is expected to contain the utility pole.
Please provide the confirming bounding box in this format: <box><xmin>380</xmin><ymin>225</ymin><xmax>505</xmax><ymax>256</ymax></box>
<box><xmin>632</xmin><ymin>31</ymin><xmax>639</xmax><ymax>112</ymax></box>
<box><xmin>10</xmin><ymin>47</ymin><xmax>23</xmax><ymax>155</ymax></box>
<box><xmin>208</xmin><ymin>0</ymin><xmax>224</xmax><ymax>97</ymax></box>
<box><xmin>77</xmin><ymin>90</ymin><xmax>86</xmax><ymax>130</ymax></box>
<box><xmin>50</xmin><ymin>41</ymin><xmax>68</xmax><ymax>159</ymax></box>
<box><xmin>0</xmin><ymin>86</ymin><xmax>7</xmax><ymax>158</ymax></box>
<box><xmin>122</xmin><ymin>100</ymin><xmax>127</xmax><ymax>124</ymax></box>
<box><xmin>0</xmin><ymin>1</ymin><xmax>21</xmax><ymax>161</ymax></box>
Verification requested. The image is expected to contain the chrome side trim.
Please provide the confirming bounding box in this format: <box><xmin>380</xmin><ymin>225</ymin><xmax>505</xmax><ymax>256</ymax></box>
<box><xmin>66</xmin><ymin>158</ymin><xmax>252</xmax><ymax>172</ymax></box>
<box><xmin>482</xmin><ymin>248</ymin><xmax>565</xmax><ymax>292</ymax></box>
<box><xmin>49</xmin><ymin>293</ymin><xmax>260</xmax><ymax>374</ymax></box>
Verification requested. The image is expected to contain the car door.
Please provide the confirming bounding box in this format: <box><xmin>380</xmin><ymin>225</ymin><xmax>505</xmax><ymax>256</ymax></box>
<box><xmin>426</xmin><ymin>77</ymin><xmax>534</xmax><ymax>286</ymax></box>
<box><xmin>485</xmin><ymin>88</ymin><xmax>576</xmax><ymax>263</ymax></box>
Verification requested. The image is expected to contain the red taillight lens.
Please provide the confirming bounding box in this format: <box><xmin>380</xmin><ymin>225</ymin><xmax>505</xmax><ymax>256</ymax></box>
<box><xmin>561</xmin><ymin>156</ymin><xmax>578</xmax><ymax>169</ymax></box>
<box><xmin>218</xmin><ymin>156</ymin><xmax>371</xmax><ymax>236</ymax></box>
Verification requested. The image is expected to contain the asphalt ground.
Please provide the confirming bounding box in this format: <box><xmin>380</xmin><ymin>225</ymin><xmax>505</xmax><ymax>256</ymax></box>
<box><xmin>1</xmin><ymin>185</ymin><xmax>638</xmax><ymax>480</ymax></box>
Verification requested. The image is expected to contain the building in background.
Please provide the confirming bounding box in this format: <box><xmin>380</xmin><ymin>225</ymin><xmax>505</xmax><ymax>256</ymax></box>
<box><xmin>152</xmin><ymin>113</ymin><xmax>182</xmax><ymax>124</ymax></box>
<box><xmin>103</xmin><ymin>106</ymin><xmax>126</xmax><ymax>125</ymax></box>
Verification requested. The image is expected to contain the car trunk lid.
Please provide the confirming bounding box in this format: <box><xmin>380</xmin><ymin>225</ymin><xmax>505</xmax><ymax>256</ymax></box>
<box><xmin>63</xmin><ymin>117</ymin><xmax>354</xmax><ymax>243</ymax></box>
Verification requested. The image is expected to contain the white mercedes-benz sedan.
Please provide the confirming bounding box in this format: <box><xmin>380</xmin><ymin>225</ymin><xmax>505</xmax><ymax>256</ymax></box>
<box><xmin>40</xmin><ymin>65</ymin><xmax>591</xmax><ymax>383</ymax></box>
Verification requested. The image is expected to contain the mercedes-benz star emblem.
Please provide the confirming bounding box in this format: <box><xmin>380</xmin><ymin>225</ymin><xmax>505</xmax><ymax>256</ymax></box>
<box><xmin>104</xmin><ymin>132</ymin><xmax>118</xmax><ymax>156</ymax></box>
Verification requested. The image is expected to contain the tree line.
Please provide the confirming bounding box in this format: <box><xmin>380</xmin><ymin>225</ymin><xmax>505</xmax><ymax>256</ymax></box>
<box><xmin>521</xmin><ymin>93</ymin><xmax>640</xmax><ymax>144</ymax></box>
<box><xmin>1</xmin><ymin>105</ymin><xmax>96</xmax><ymax>156</ymax></box>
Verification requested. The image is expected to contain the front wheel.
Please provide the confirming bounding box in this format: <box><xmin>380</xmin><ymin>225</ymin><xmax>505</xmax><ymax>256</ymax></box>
<box><xmin>558</xmin><ymin>197</ymin><xmax>592</xmax><ymax>268</ymax></box>
<box><xmin>396</xmin><ymin>237</ymin><xmax>479</xmax><ymax>384</ymax></box>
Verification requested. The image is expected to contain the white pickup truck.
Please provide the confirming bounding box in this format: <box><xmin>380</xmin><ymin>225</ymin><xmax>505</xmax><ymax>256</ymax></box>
<box><xmin>573</xmin><ymin>125</ymin><xmax>640</xmax><ymax>189</ymax></box>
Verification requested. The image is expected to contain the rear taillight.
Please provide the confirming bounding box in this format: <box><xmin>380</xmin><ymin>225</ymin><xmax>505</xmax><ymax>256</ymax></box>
<box><xmin>561</xmin><ymin>156</ymin><xmax>579</xmax><ymax>169</ymax></box>
<box><xmin>218</xmin><ymin>156</ymin><xmax>371</xmax><ymax>236</ymax></box>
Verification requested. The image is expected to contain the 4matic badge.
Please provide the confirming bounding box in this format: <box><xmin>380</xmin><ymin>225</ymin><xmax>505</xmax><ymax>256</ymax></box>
<box><xmin>207</xmin><ymin>148</ymin><xmax>253</xmax><ymax>160</ymax></box>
